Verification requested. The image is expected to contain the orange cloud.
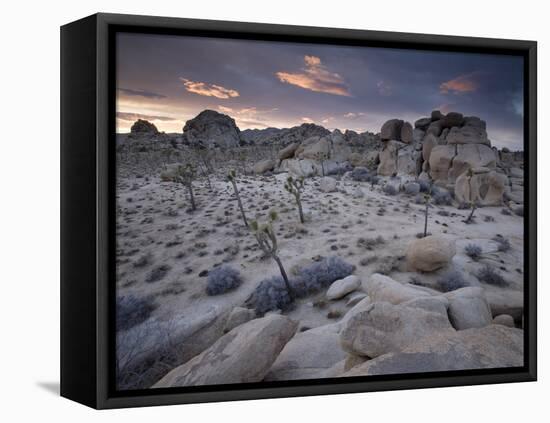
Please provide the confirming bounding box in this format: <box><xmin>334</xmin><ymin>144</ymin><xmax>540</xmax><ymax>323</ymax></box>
<box><xmin>179</xmin><ymin>78</ymin><xmax>239</xmax><ymax>99</ymax></box>
<box><xmin>276</xmin><ymin>55</ymin><xmax>351</xmax><ymax>96</ymax></box>
<box><xmin>440</xmin><ymin>72</ymin><xmax>479</xmax><ymax>94</ymax></box>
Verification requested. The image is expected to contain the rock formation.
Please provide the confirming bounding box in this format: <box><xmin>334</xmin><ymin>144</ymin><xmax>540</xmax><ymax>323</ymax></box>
<box><xmin>130</xmin><ymin>119</ymin><xmax>159</xmax><ymax>135</ymax></box>
<box><xmin>182</xmin><ymin>109</ymin><xmax>241</xmax><ymax>148</ymax></box>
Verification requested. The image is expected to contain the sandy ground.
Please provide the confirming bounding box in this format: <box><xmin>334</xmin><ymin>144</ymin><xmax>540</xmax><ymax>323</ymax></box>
<box><xmin>115</xmin><ymin>171</ymin><xmax>524</xmax><ymax>332</ymax></box>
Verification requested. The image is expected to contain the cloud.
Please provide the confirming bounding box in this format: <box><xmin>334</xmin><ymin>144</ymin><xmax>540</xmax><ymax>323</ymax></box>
<box><xmin>344</xmin><ymin>112</ymin><xmax>366</xmax><ymax>119</ymax></box>
<box><xmin>301</xmin><ymin>117</ymin><xmax>314</xmax><ymax>123</ymax></box>
<box><xmin>440</xmin><ymin>72</ymin><xmax>480</xmax><ymax>94</ymax></box>
<box><xmin>180</xmin><ymin>78</ymin><xmax>239</xmax><ymax>99</ymax></box>
<box><xmin>377</xmin><ymin>81</ymin><xmax>392</xmax><ymax>96</ymax></box>
<box><xmin>116</xmin><ymin>112</ymin><xmax>177</xmax><ymax>122</ymax></box>
<box><xmin>276</xmin><ymin>55</ymin><xmax>351</xmax><ymax>96</ymax></box>
<box><xmin>117</xmin><ymin>88</ymin><xmax>166</xmax><ymax>99</ymax></box>
<box><xmin>216</xmin><ymin>105</ymin><xmax>279</xmax><ymax>129</ymax></box>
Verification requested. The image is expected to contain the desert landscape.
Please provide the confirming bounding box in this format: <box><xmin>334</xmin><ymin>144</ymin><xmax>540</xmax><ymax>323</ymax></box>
<box><xmin>114</xmin><ymin>109</ymin><xmax>525</xmax><ymax>390</ymax></box>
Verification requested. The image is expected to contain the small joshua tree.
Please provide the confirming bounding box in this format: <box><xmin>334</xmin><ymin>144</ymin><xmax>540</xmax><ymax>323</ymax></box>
<box><xmin>465</xmin><ymin>199</ymin><xmax>478</xmax><ymax>224</ymax></box>
<box><xmin>174</xmin><ymin>163</ymin><xmax>197</xmax><ymax>211</ymax></box>
<box><xmin>195</xmin><ymin>146</ymin><xmax>215</xmax><ymax>190</ymax></box>
<box><xmin>250</xmin><ymin>210</ymin><xmax>295</xmax><ymax>300</ymax></box>
<box><xmin>227</xmin><ymin>169</ymin><xmax>248</xmax><ymax>227</ymax></box>
<box><xmin>284</xmin><ymin>175</ymin><xmax>305</xmax><ymax>224</ymax></box>
<box><xmin>422</xmin><ymin>186</ymin><xmax>432</xmax><ymax>238</ymax></box>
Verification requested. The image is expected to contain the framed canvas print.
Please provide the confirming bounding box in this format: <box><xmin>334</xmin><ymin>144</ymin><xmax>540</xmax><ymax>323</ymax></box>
<box><xmin>60</xmin><ymin>13</ymin><xmax>537</xmax><ymax>409</ymax></box>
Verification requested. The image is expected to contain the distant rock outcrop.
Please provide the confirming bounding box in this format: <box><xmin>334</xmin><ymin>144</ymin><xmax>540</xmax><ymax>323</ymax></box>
<box><xmin>183</xmin><ymin>109</ymin><xmax>241</xmax><ymax>148</ymax></box>
<box><xmin>131</xmin><ymin>119</ymin><xmax>159</xmax><ymax>135</ymax></box>
<box><xmin>241</xmin><ymin>123</ymin><xmax>330</xmax><ymax>146</ymax></box>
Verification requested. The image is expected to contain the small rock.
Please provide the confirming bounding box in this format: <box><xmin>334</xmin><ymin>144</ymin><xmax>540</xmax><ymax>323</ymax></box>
<box><xmin>406</xmin><ymin>235</ymin><xmax>456</xmax><ymax>272</ymax></box>
<box><xmin>493</xmin><ymin>314</ymin><xmax>515</xmax><ymax>328</ymax></box>
<box><xmin>326</xmin><ymin>275</ymin><xmax>361</xmax><ymax>300</ymax></box>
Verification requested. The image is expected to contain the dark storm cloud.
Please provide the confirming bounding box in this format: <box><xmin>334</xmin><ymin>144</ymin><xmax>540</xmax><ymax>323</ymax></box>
<box><xmin>117</xmin><ymin>112</ymin><xmax>177</xmax><ymax>122</ymax></box>
<box><xmin>116</xmin><ymin>32</ymin><xmax>524</xmax><ymax>149</ymax></box>
<box><xmin>117</xmin><ymin>88</ymin><xmax>167</xmax><ymax>99</ymax></box>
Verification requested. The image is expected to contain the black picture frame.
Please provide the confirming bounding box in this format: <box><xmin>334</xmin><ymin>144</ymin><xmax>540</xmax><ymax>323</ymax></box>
<box><xmin>60</xmin><ymin>12</ymin><xmax>537</xmax><ymax>409</ymax></box>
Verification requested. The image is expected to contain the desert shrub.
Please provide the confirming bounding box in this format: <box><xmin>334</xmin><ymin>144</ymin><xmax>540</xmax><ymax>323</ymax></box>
<box><xmin>292</xmin><ymin>256</ymin><xmax>355</xmax><ymax>297</ymax></box>
<box><xmin>357</xmin><ymin>236</ymin><xmax>385</xmax><ymax>250</ymax></box>
<box><xmin>145</xmin><ymin>264</ymin><xmax>171</xmax><ymax>283</ymax></box>
<box><xmin>383</xmin><ymin>184</ymin><xmax>398</xmax><ymax>196</ymax></box>
<box><xmin>327</xmin><ymin>163</ymin><xmax>352</xmax><ymax>176</ymax></box>
<box><xmin>464</xmin><ymin>243</ymin><xmax>482</xmax><ymax>261</ymax></box>
<box><xmin>375</xmin><ymin>256</ymin><xmax>399</xmax><ymax>275</ymax></box>
<box><xmin>116</xmin><ymin>295</ymin><xmax>157</xmax><ymax>332</ymax></box>
<box><xmin>248</xmin><ymin>276</ymin><xmax>293</xmax><ymax>315</ymax></box>
<box><xmin>431</xmin><ymin>187</ymin><xmax>452</xmax><ymax>205</ymax></box>
<box><xmin>133</xmin><ymin>252</ymin><xmax>153</xmax><ymax>268</ymax></box>
<box><xmin>493</xmin><ymin>235</ymin><xmax>511</xmax><ymax>252</ymax></box>
<box><xmin>370</xmin><ymin>175</ymin><xmax>380</xmax><ymax>186</ymax></box>
<box><xmin>437</xmin><ymin>270</ymin><xmax>469</xmax><ymax>292</ymax></box>
<box><xmin>477</xmin><ymin>265</ymin><xmax>507</xmax><ymax>286</ymax></box>
<box><xmin>501</xmin><ymin>208</ymin><xmax>512</xmax><ymax>216</ymax></box>
<box><xmin>116</xmin><ymin>318</ymin><xmax>179</xmax><ymax>390</ymax></box>
<box><xmin>248</xmin><ymin>256</ymin><xmax>354</xmax><ymax>314</ymax></box>
<box><xmin>418</xmin><ymin>180</ymin><xmax>432</xmax><ymax>193</ymax></box>
<box><xmin>349</xmin><ymin>167</ymin><xmax>371</xmax><ymax>182</ymax></box>
<box><xmin>206</xmin><ymin>264</ymin><xmax>243</xmax><ymax>295</ymax></box>
<box><xmin>414</xmin><ymin>194</ymin><xmax>424</xmax><ymax>204</ymax></box>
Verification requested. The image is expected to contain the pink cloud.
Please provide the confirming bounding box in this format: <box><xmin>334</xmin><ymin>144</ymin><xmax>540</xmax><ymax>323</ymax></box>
<box><xmin>276</xmin><ymin>55</ymin><xmax>351</xmax><ymax>96</ymax></box>
<box><xmin>180</xmin><ymin>78</ymin><xmax>239</xmax><ymax>99</ymax></box>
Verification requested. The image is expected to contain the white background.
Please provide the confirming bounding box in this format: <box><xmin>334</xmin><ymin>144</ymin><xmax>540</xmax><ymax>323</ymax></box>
<box><xmin>1</xmin><ymin>0</ymin><xmax>546</xmax><ymax>421</ymax></box>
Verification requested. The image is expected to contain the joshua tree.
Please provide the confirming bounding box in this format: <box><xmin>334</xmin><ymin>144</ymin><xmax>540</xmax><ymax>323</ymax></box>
<box><xmin>422</xmin><ymin>188</ymin><xmax>432</xmax><ymax>238</ymax></box>
<box><xmin>313</xmin><ymin>151</ymin><xmax>329</xmax><ymax>176</ymax></box>
<box><xmin>465</xmin><ymin>200</ymin><xmax>478</xmax><ymax>224</ymax></box>
<box><xmin>227</xmin><ymin>169</ymin><xmax>248</xmax><ymax>227</ymax></box>
<box><xmin>195</xmin><ymin>147</ymin><xmax>215</xmax><ymax>190</ymax></box>
<box><xmin>174</xmin><ymin>163</ymin><xmax>197</xmax><ymax>211</ymax></box>
<box><xmin>284</xmin><ymin>175</ymin><xmax>305</xmax><ymax>224</ymax></box>
<box><xmin>250</xmin><ymin>210</ymin><xmax>295</xmax><ymax>300</ymax></box>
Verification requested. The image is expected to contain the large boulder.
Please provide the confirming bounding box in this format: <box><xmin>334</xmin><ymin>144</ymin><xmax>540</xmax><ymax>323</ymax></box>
<box><xmin>397</xmin><ymin>144</ymin><xmax>422</xmax><ymax>175</ymax></box>
<box><xmin>463</xmin><ymin>116</ymin><xmax>487</xmax><ymax>129</ymax></box>
<box><xmin>406</xmin><ymin>236</ymin><xmax>456</xmax><ymax>272</ymax></box>
<box><xmin>343</xmin><ymin>325</ymin><xmax>524</xmax><ymax>376</ymax></box>
<box><xmin>446</xmin><ymin>126</ymin><xmax>490</xmax><ymax>146</ymax></box>
<box><xmin>278</xmin><ymin>142</ymin><xmax>300</xmax><ymax>160</ymax></box>
<box><xmin>400</xmin><ymin>122</ymin><xmax>413</xmax><ymax>143</ymax></box>
<box><xmin>428</xmin><ymin>145</ymin><xmax>456</xmax><ymax>183</ymax></box>
<box><xmin>326</xmin><ymin>275</ymin><xmax>361</xmax><ymax>300</ymax></box>
<box><xmin>455</xmin><ymin>169</ymin><xmax>507</xmax><ymax>206</ymax></box>
<box><xmin>380</xmin><ymin>119</ymin><xmax>404</xmax><ymax>141</ymax></box>
<box><xmin>296</xmin><ymin>137</ymin><xmax>330</xmax><ymax>160</ymax></box>
<box><xmin>265</xmin><ymin>324</ymin><xmax>347</xmax><ymax>381</ymax></box>
<box><xmin>422</xmin><ymin>133</ymin><xmax>438</xmax><ymax>162</ymax></box>
<box><xmin>414</xmin><ymin>117</ymin><xmax>432</xmax><ymax>130</ymax></box>
<box><xmin>378</xmin><ymin>140</ymin><xmax>406</xmax><ymax>176</ymax></box>
<box><xmin>253</xmin><ymin>159</ymin><xmax>276</xmax><ymax>174</ymax></box>
<box><xmin>444</xmin><ymin>287</ymin><xmax>493</xmax><ymax>330</ymax></box>
<box><xmin>448</xmin><ymin>144</ymin><xmax>497</xmax><ymax>181</ymax></box>
<box><xmin>183</xmin><ymin>109</ymin><xmax>241</xmax><ymax>148</ymax></box>
<box><xmin>223</xmin><ymin>307</ymin><xmax>256</xmax><ymax>333</ymax></box>
<box><xmin>362</xmin><ymin>273</ymin><xmax>432</xmax><ymax>304</ymax></box>
<box><xmin>440</xmin><ymin>112</ymin><xmax>464</xmax><ymax>129</ymax></box>
<box><xmin>131</xmin><ymin>119</ymin><xmax>159</xmax><ymax>135</ymax></box>
<box><xmin>153</xmin><ymin>314</ymin><xmax>297</xmax><ymax>387</ymax></box>
<box><xmin>340</xmin><ymin>301</ymin><xmax>454</xmax><ymax>357</ymax></box>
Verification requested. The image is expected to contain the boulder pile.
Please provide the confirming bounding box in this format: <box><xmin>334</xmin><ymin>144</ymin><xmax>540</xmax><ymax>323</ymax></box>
<box><xmin>376</xmin><ymin>111</ymin><xmax>524</xmax><ymax>207</ymax></box>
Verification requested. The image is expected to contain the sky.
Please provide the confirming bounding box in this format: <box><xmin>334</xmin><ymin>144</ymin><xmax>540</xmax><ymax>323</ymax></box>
<box><xmin>116</xmin><ymin>32</ymin><xmax>524</xmax><ymax>150</ymax></box>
